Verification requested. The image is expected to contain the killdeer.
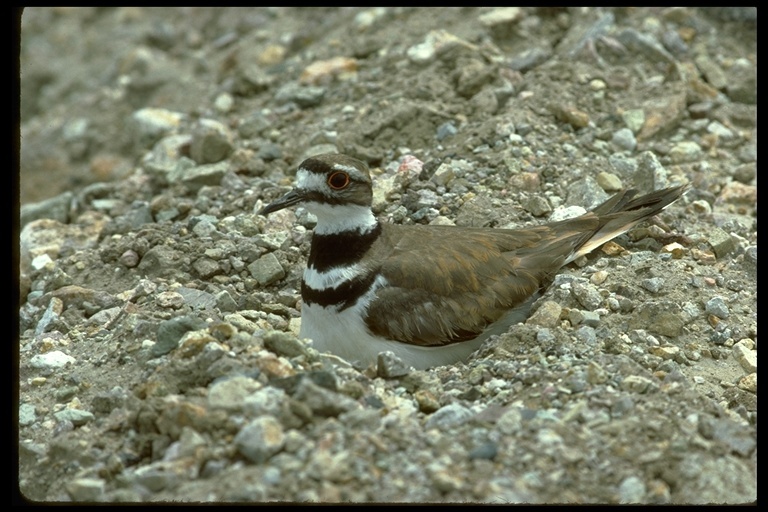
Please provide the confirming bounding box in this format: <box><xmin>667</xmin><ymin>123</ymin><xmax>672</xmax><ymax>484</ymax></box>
<box><xmin>259</xmin><ymin>153</ymin><xmax>686</xmax><ymax>370</ymax></box>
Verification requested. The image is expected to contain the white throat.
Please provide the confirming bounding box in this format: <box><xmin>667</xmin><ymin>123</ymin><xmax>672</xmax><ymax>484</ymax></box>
<box><xmin>304</xmin><ymin>202</ymin><xmax>378</xmax><ymax>235</ymax></box>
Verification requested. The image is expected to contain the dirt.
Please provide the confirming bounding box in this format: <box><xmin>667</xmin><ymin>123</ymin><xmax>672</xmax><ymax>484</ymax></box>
<box><xmin>17</xmin><ymin>7</ymin><xmax>755</xmax><ymax>504</ymax></box>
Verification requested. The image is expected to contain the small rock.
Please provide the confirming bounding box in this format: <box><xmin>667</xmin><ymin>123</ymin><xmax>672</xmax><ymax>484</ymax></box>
<box><xmin>190</xmin><ymin>119</ymin><xmax>234</xmax><ymax>164</ymax></box>
<box><xmin>621</xmin><ymin>375</ymin><xmax>659</xmax><ymax>394</ymax></box>
<box><xmin>66</xmin><ymin>477</ymin><xmax>106</xmax><ymax>502</ymax></box>
<box><xmin>54</xmin><ymin>408</ymin><xmax>95</xmax><ymax>426</ymax></box>
<box><xmin>300</xmin><ymin>57</ymin><xmax>358</xmax><ymax>85</ymax></box>
<box><xmin>131</xmin><ymin>108</ymin><xmax>184</xmax><ymax>149</ymax></box>
<box><xmin>618</xmin><ymin>475</ymin><xmax>647</xmax><ymax>504</ymax></box>
<box><xmin>263</xmin><ymin>330</ymin><xmax>308</xmax><ymax>358</ymax></box>
<box><xmin>424</xmin><ymin>403</ymin><xmax>472</xmax><ymax>430</ymax></box>
<box><xmin>274</xmin><ymin>82</ymin><xmax>326</xmax><ymax>108</ymax></box>
<box><xmin>293</xmin><ymin>378</ymin><xmax>359</xmax><ymax>417</ymax></box>
<box><xmin>208</xmin><ymin>375</ymin><xmax>263</xmax><ymax>411</ymax></box>
<box><xmin>154</xmin><ymin>316</ymin><xmax>207</xmax><ymax>357</ymax></box>
<box><xmin>571</xmin><ymin>281</ymin><xmax>603</xmax><ymax>310</ymax></box>
<box><xmin>19</xmin><ymin>403</ymin><xmax>37</xmax><ymax>426</ymax></box>
<box><xmin>29</xmin><ymin>350</ymin><xmax>76</xmax><ymax>370</ymax></box>
<box><xmin>622</xmin><ymin>109</ymin><xmax>646</xmax><ymax>133</ymax></box>
<box><xmin>526</xmin><ymin>300</ymin><xmax>562</xmax><ymax>328</ymax></box>
<box><xmin>704</xmin><ymin>297</ymin><xmax>729</xmax><ymax>319</ymax></box>
<box><xmin>177</xmin><ymin>161</ymin><xmax>229</xmax><ymax>191</ymax></box>
<box><xmin>668</xmin><ymin>141</ymin><xmax>703</xmax><ymax>164</ymax></box>
<box><xmin>611</xmin><ymin>128</ymin><xmax>637</xmax><ymax>151</ymax></box>
<box><xmin>641</xmin><ymin>277</ymin><xmax>665</xmax><ymax>293</ymax></box>
<box><xmin>377</xmin><ymin>351</ymin><xmax>411</xmax><ymax>378</ymax></box>
<box><xmin>738</xmin><ymin>373</ymin><xmax>756</xmax><ymax>393</ymax></box>
<box><xmin>234</xmin><ymin>415</ymin><xmax>285</xmax><ymax>464</ymax></box>
<box><xmin>732</xmin><ymin>343</ymin><xmax>756</xmax><ymax>373</ymax></box>
<box><xmin>596</xmin><ymin>172</ymin><xmax>623</xmax><ymax>192</ymax></box>
<box><xmin>248</xmin><ymin>253</ymin><xmax>285</xmax><ymax>286</ymax></box>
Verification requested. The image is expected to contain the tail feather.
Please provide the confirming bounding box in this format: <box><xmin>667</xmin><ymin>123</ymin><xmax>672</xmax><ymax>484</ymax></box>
<box><xmin>566</xmin><ymin>184</ymin><xmax>687</xmax><ymax>263</ymax></box>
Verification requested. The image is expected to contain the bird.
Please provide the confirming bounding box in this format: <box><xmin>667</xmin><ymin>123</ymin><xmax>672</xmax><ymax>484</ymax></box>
<box><xmin>259</xmin><ymin>153</ymin><xmax>686</xmax><ymax>370</ymax></box>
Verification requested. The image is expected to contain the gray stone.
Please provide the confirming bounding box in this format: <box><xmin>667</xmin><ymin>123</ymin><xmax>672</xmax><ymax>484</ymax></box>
<box><xmin>234</xmin><ymin>415</ymin><xmax>286</xmax><ymax>463</ymax></box>
<box><xmin>20</xmin><ymin>191</ymin><xmax>73</xmax><ymax>228</ymax></box>
<box><xmin>248</xmin><ymin>253</ymin><xmax>285</xmax><ymax>286</ymax></box>
<box><xmin>29</xmin><ymin>350</ymin><xmax>76</xmax><ymax>370</ymax></box>
<box><xmin>293</xmin><ymin>379</ymin><xmax>359</xmax><ymax>417</ymax></box>
<box><xmin>641</xmin><ymin>277</ymin><xmax>665</xmax><ymax>293</ymax></box>
<box><xmin>274</xmin><ymin>82</ymin><xmax>326</xmax><ymax>108</ymax></box>
<box><xmin>154</xmin><ymin>316</ymin><xmax>207</xmax><ymax>356</ymax></box>
<box><xmin>705</xmin><ymin>297</ymin><xmax>729</xmax><ymax>319</ymax></box>
<box><xmin>425</xmin><ymin>403</ymin><xmax>472</xmax><ymax>430</ymax></box>
<box><xmin>208</xmin><ymin>375</ymin><xmax>263</xmax><ymax>411</ymax></box>
<box><xmin>54</xmin><ymin>408</ymin><xmax>95</xmax><ymax>426</ymax></box>
<box><xmin>377</xmin><ymin>351</ymin><xmax>411</xmax><ymax>378</ymax></box>
<box><xmin>131</xmin><ymin>107</ymin><xmax>184</xmax><ymax>149</ymax></box>
<box><xmin>66</xmin><ymin>477</ymin><xmax>106</xmax><ymax>502</ymax></box>
<box><xmin>19</xmin><ymin>403</ymin><xmax>37</xmax><ymax>426</ymax></box>
<box><xmin>190</xmin><ymin>119</ymin><xmax>234</xmax><ymax>164</ymax></box>
<box><xmin>264</xmin><ymin>330</ymin><xmax>309</xmax><ymax>358</ymax></box>
<box><xmin>611</xmin><ymin>128</ymin><xmax>637</xmax><ymax>151</ymax></box>
<box><xmin>571</xmin><ymin>281</ymin><xmax>603</xmax><ymax>310</ymax></box>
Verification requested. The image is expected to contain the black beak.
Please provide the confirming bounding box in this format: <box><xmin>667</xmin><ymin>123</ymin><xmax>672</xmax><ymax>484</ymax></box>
<box><xmin>258</xmin><ymin>189</ymin><xmax>305</xmax><ymax>215</ymax></box>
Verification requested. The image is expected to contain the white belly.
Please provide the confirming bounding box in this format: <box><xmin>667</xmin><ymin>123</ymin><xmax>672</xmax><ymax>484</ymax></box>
<box><xmin>299</xmin><ymin>300</ymin><xmax>488</xmax><ymax>370</ymax></box>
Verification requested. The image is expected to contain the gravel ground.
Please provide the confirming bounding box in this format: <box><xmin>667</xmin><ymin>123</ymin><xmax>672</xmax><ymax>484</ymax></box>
<box><xmin>17</xmin><ymin>7</ymin><xmax>756</xmax><ymax>504</ymax></box>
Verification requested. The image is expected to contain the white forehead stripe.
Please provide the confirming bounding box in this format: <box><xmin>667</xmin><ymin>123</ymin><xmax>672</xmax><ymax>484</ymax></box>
<box><xmin>295</xmin><ymin>168</ymin><xmax>328</xmax><ymax>192</ymax></box>
<box><xmin>331</xmin><ymin>163</ymin><xmax>369</xmax><ymax>182</ymax></box>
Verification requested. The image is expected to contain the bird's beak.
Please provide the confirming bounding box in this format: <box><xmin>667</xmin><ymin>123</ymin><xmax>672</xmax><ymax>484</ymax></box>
<box><xmin>258</xmin><ymin>188</ymin><xmax>305</xmax><ymax>215</ymax></box>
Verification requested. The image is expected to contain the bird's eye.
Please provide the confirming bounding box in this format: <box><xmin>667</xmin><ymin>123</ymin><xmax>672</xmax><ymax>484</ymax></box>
<box><xmin>327</xmin><ymin>171</ymin><xmax>350</xmax><ymax>190</ymax></box>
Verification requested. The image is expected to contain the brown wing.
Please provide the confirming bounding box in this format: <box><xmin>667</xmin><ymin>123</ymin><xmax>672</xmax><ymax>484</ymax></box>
<box><xmin>363</xmin><ymin>219</ymin><xmax>599</xmax><ymax>346</ymax></box>
<box><xmin>364</xmin><ymin>185</ymin><xmax>686</xmax><ymax>347</ymax></box>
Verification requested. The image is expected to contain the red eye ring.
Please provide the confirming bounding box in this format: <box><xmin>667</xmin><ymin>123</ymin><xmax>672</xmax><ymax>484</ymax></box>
<box><xmin>327</xmin><ymin>171</ymin><xmax>351</xmax><ymax>190</ymax></box>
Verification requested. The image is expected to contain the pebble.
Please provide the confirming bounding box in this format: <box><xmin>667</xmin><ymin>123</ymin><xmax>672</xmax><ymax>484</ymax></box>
<box><xmin>571</xmin><ymin>281</ymin><xmax>603</xmax><ymax>310</ymax></box>
<box><xmin>153</xmin><ymin>316</ymin><xmax>207</xmax><ymax>357</ymax></box>
<box><xmin>190</xmin><ymin>119</ymin><xmax>234</xmax><ymax>164</ymax></box>
<box><xmin>131</xmin><ymin>108</ymin><xmax>184</xmax><ymax>149</ymax></box>
<box><xmin>177</xmin><ymin>161</ymin><xmax>229</xmax><ymax>190</ymax></box>
<box><xmin>29</xmin><ymin>350</ymin><xmax>76</xmax><ymax>371</ymax></box>
<box><xmin>731</xmin><ymin>343</ymin><xmax>756</xmax><ymax>373</ymax></box>
<box><xmin>234</xmin><ymin>415</ymin><xmax>286</xmax><ymax>464</ymax></box>
<box><xmin>248</xmin><ymin>253</ymin><xmax>286</xmax><ymax>286</ymax></box>
<box><xmin>704</xmin><ymin>297</ymin><xmax>729</xmax><ymax>319</ymax></box>
<box><xmin>293</xmin><ymin>378</ymin><xmax>359</xmax><ymax>418</ymax></box>
<box><xmin>407</xmin><ymin>30</ymin><xmax>477</xmax><ymax>64</ymax></box>
<box><xmin>377</xmin><ymin>351</ymin><xmax>411</xmax><ymax>378</ymax></box>
<box><xmin>525</xmin><ymin>300</ymin><xmax>561</xmax><ymax>328</ymax></box>
<box><xmin>435</xmin><ymin>122</ymin><xmax>458</xmax><ymax>141</ymax></box>
<box><xmin>20</xmin><ymin>191</ymin><xmax>74</xmax><ymax>227</ymax></box>
<box><xmin>424</xmin><ymin>403</ymin><xmax>473</xmax><ymax>430</ymax></box>
<box><xmin>635</xmin><ymin>151</ymin><xmax>669</xmax><ymax>194</ymax></box>
<box><xmin>620</xmin><ymin>375</ymin><xmax>659</xmax><ymax>394</ymax></box>
<box><xmin>618</xmin><ymin>475</ymin><xmax>647</xmax><ymax>503</ymax></box>
<box><xmin>611</xmin><ymin>128</ymin><xmax>637</xmax><ymax>151</ymax></box>
<box><xmin>738</xmin><ymin>373</ymin><xmax>756</xmax><ymax>393</ymax></box>
<box><xmin>568</xmin><ymin>309</ymin><xmax>601</xmax><ymax>327</ymax></box>
<box><xmin>54</xmin><ymin>408</ymin><xmax>95</xmax><ymax>426</ymax></box>
<box><xmin>19</xmin><ymin>403</ymin><xmax>37</xmax><ymax>426</ymax></box>
<box><xmin>596</xmin><ymin>172</ymin><xmax>623</xmax><ymax>192</ymax></box>
<box><xmin>641</xmin><ymin>277</ymin><xmax>665</xmax><ymax>293</ymax></box>
<box><xmin>274</xmin><ymin>83</ymin><xmax>326</xmax><ymax>108</ymax></box>
<box><xmin>207</xmin><ymin>375</ymin><xmax>263</xmax><ymax>411</ymax></box>
<box><xmin>668</xmin><ymin>141</ymin><xmax>703</xmax><ymax>164</ymax></box>
<box><xmin>66</xmin><ymin>477</ymin><xmax>106</xmax><ymax>502</ymax></box>
<box><xmin>264</xmin><ymin>330</ymin><xmax>309</xmax><ymax>358</ymax></box>
<box><xmin>299</xmin><ymin>57</ymin><xmax>358</xmax><ymax>85</ymax></box>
